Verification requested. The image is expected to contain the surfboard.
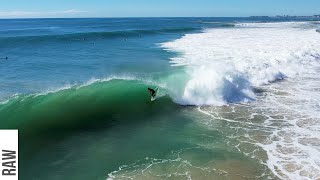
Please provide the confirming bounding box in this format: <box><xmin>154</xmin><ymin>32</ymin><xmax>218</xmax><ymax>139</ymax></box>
<box><xmin>151</xmin><ymin>87</ymin><xmax>159</xmax><ymax>101</ymax></box>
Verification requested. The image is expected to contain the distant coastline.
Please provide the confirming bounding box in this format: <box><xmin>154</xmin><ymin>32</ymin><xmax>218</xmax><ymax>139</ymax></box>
<box><xmin>250</xmin><ymin>15</ymin><xmax>320</xmax><ymax>18</ymax></box>
<box><xmin>0</xmin><ymin>15</ymin><xmax>320</xmax><ymax>20</ymax></box>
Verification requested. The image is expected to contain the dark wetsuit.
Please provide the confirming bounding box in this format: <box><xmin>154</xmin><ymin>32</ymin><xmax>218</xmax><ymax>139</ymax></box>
<box><xmin>148</xmin><ymin>88</ymin><xmax>156</xmax><ymax>98</ymax></box>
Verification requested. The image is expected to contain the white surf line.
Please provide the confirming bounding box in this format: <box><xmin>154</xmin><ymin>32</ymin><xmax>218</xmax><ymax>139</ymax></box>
<box><xmin>107</xmin><ymin>146</ymin><xmax>233</xmax><ymax>180</ymax></box>
<box><xmin>197</xmin><ymin>106</ymin><xmax>276</xmax><ymax>130</ymax></box>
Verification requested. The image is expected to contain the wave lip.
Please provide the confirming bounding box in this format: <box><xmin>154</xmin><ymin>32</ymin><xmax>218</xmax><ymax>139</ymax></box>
<box><xmin>0</xmin><ymin>78</ymin><xmax>175</xmax><ymax>132</ymax></box>
<box><xmin>172</xmin><ymin>66</ymin><xmax>255</xmax><ymax>106</ymax></box>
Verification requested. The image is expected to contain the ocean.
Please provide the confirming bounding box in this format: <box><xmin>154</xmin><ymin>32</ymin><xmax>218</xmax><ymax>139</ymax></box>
<box><xmin>0</xmin><ymin>17</ymin><xmax>319</xmax><ymax>179</ymax></box>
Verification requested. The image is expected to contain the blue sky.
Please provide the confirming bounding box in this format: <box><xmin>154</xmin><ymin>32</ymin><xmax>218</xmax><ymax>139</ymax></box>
<box><xmin>0</xmin><ymin>0</ymin><xmax>320</xmax><ymax>18</ymax></box>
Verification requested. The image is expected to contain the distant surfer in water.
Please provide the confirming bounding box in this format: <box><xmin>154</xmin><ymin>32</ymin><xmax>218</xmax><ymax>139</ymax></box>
<box><xmin>148</xmin><ymin>88</ymin><xmax>157</xmax><ymax>98</ymax></box>
<box><xmin>0</xmin><ymin>57</ymin><xmax>8</xmax><ymax>60</ymax></box>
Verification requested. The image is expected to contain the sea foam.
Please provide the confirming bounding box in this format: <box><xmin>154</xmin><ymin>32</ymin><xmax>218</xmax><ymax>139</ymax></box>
<box><xmin>161</xmin><ymin>22</ymin><xmax>320</xmax><ymax>106</ymax></box>
<box><xmin>162</xmin><ymin>21</ymin><xmax>320</xmax><ymax>179</ymax></box>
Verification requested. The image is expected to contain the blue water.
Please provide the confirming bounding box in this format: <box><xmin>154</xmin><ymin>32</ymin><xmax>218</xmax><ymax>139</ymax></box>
<box><xmin>0</xmin><ymin>17</ymin><xmax>288</xmax><ymax>99</ymax></box>
<box><xmin>0</xmin><ymin>18</ymin><xmax>192</xmax><ymax>97</ymax></box>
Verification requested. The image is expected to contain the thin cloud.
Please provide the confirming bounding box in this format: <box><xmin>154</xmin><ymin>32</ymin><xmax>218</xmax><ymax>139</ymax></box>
<box><xmin>0</xmin><ymin>9</ymin><xmax>88</xmax><ymax>18</ymax></box>
<box><xmin>62</xmin><ymin>9</ymin><xmax>87</xmax><ymax>14</ymax></box>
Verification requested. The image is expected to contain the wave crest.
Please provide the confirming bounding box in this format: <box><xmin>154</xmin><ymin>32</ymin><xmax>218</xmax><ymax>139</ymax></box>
<box><xmin>171</xmin><ymin>66</ymin><xmax>254</xmax><ymax>106</ymax></box>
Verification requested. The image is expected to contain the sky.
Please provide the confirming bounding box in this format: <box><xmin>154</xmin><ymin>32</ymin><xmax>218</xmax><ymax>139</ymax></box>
<box><xmin>0</xmin><ymin>0</ymin><xmax>320</xmax><ymax>18</ymax></box>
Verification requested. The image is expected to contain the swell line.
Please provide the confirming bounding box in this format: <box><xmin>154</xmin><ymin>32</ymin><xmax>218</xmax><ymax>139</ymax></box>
<box><xmin>0</xmin><ymin>27</ymin><xmax>200</xmax><ymax>43</ymax></box>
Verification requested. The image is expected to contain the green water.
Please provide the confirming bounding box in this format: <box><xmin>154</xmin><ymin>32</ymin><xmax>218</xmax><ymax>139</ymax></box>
<box><xmin>20</xmin><ymin>106</ymin><xmax>270</xmax><ymax>180</ymax></box>
<box><xmin>0</xmin><ymin>79</ymin><xmax>275</xmax><ymax>179</ymax></box>
<box><xmin>0</xmin><ymin>80</ymin><xmax>276</xmax><ymax>180</ymax></box>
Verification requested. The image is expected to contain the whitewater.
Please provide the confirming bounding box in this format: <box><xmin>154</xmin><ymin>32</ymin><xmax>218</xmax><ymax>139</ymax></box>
<box><xmin>160</xmin><ymin>21</ymin><xmax>320</xmax><ymax>179</ymax></box>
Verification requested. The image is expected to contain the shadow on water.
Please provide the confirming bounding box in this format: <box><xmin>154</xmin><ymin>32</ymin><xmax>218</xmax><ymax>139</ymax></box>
<box><xmin>0</xmin><ymin>79</ymin><xmax>192</xmax><ymax>179</ymax></box>
<box><xmin>18</xmin><ymin>97</ymin><xmax>195</xmax><ymax>180</ymax></box>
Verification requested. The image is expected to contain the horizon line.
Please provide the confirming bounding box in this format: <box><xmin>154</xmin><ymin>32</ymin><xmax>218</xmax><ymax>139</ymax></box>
<box><xmin>0</xmin><ymin>15</ymin><xmax>319</xmax><ymax>20</ymax></box>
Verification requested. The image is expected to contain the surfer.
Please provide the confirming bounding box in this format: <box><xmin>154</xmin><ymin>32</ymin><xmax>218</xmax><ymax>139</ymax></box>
<box><xmin>148</xmin><ymin>88</ymin><xmax>157</xmax><ymax>98</ymax></box>
<box><xmin>0</xmin><ymin>57</ymin><xmax>8</xmax><ymax>60</ymax></box>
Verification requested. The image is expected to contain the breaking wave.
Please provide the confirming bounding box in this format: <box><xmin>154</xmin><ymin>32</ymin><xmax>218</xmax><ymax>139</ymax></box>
<box><xmin>161</xmin><ymin>21</ymin><xmax>320</xmax><ymax>106</ymax></box>
<box><xmin>161</xmin><ymin>21</ymin><xmax>320</xmax><ymax>179</ymax></box>
<box><xmin>0</xmin><ymin>77</ymin><xmax>176</xmax><ymax>134</ymax></box>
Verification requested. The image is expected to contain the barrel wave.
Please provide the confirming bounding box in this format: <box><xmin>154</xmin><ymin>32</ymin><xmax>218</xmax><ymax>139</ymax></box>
<box><xmin>0</xmin><ymin>79</ymin><xmax>176</xmax><ymax>134</ymax></box>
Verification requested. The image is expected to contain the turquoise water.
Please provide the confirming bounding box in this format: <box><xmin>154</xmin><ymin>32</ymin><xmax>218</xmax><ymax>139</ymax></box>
<box><xmin>1</xmin><ymin>18</ymin><xmax>320</xmax><ymax>179</ymax></box>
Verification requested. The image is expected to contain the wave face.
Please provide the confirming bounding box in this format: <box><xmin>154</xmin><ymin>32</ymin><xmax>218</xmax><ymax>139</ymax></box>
<box><xmin>0</xmin><ymin>79</ymin><xmax>175</xmax><ymax>133</ymax></box>
<box><xmin>161</xmin><ymin>22</ymin><xmax>320</xmax><ymax>106</ymax></box>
